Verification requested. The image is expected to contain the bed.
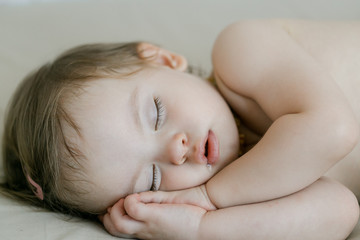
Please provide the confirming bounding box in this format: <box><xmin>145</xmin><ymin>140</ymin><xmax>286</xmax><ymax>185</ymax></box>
<box><xmin>1</xmin><ymin>0</ymin><xmax>360</xmax><ymax>239</ymax></box>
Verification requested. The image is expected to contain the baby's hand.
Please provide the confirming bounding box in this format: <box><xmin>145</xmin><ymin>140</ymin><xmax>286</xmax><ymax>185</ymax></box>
<box><xmin>99</xmin><ymin>193</ymin><xmax>207</xmax><ymax>240</ymax></box>
<box><xmin>139</xmin><ymin>184</ymin><xmax>217</xmax><ymax>211</ymax></box>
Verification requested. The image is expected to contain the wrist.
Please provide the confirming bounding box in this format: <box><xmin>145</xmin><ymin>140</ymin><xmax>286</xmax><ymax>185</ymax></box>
<box><xmin>205</xmin><ymin>178</ymin><xmax>224</xmax><ymax>209</ymax></box>
<box><xmin>198</xmin><ymin>184</ymin><xmax>217</xmax><ymax>211</ymax></box>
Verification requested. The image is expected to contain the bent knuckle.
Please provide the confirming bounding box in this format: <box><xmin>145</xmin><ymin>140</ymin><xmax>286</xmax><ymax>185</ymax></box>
<box><xmin>124</xmin><ymin>196</ymin><xmax>142</xmax><ymax>218</ymax></box>
<box><xmin>112</xmin><ymin>220</ymin><xmax>133</xmax><ymax>235</ymax></box>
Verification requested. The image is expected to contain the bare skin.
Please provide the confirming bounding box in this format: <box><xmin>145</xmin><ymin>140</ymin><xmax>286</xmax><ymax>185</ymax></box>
<box><xmin>205</xmin><ymin>19</ymin><xmax>360</xmax><ymax>207</ymax></box>
<box><xmin>100</xmin><ymin>177</ymin><xmax>358</xmax><ymax>240</ymax></box>
<box><xmin>233</xmin><ymin>19</ymin><xmax>360</xmax><ymax>199</ymax></box>
<box><xmin>284</xmin><ymin>20</ymin><xmax>360</xmax><ymax>198</ymax></box>
<box><xmin>92</xmin><ymin>20</ymin><xmax>360</xmax><ymax>239</ymax></box>
<box><xmin>219</xmin><ymin>20</ymin><xmax>360</xmax><ymax>199</ymax></box>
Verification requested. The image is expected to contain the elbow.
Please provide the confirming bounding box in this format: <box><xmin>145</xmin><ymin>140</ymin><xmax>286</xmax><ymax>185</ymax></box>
<box><xmin>331</xmin><ymin>114</ymin><xmax>359</xmax><ymax>159</ymax></box>
<box><xmin>337</xmin><ymin>115</ymin><xmax>359</xmax><ymax>152</ymax></box>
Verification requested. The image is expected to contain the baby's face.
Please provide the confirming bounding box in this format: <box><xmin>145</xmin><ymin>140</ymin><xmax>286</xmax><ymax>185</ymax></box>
<box><xmin>69</xmin><ymin>66</ymin><xmax>239</xmax><ymax>211</ymax></box>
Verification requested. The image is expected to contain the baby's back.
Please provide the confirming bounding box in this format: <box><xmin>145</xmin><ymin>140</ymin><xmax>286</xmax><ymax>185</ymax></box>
<box><xmin>283</xmin><ymin>20</ymin><xmax>360</xmax><ymax>198</ymax></box>
<box><xmin>282</xmin><ymin>20</ymin><xmax>360</xmax><ymax>118</ymax></box>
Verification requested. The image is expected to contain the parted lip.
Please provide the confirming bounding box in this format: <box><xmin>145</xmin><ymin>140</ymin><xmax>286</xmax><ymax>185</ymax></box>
<box><xmin>198</xmin><ymin>130</ymin><xmax>219</xmax><ymax>165</ymax></box>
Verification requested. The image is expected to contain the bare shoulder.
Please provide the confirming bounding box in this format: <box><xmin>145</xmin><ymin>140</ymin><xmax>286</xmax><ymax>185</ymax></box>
<box><xmin>211</xmin><ymin>20</ymin><xmax>288</xmax><ymax>133</ymax></box>
<box><xmin>211</xmin><ymin>20</ymin><xmax>288</xmax><ymax>96</ymax></box>
<box><xmin>212</xmin><ymin>19</ymin><xmax>360</xmax><ymax>95</ymax></box>
<box><xmin>211</xmin><ymin>19</ymin><xmax>360</xmax><ymax>132</ymax></box>
<box><xmin>211</xmin><ymin>19</ymin><xmax>317</xmax><ymax>121</ymax></box>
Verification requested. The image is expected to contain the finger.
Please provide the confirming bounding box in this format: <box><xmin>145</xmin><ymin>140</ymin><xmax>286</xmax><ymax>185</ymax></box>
<box><xmin>102</xmin><ymin>212</ymin><xmax>122</xmax><ymax>237</ymax></box>
<box><xmin>102</xmin><ymin>211</ymin><xmax>137</xmax><ymax>238</ymax></box>
<box><xmin>98</xmin><ymin>206</ymin><xmax>113</xmax><ymax>224</ymax></box>
<box><xmin>106</xmin><ymin>198</ymin><xmax>145</xmax><ymax>236</ymax></box>
<box><xmin>139</xmin><ymin>190</ymin><xmax>189</xmax><ymax>205</ymax></box>
<box><xmin>138</xmin><ymin>190</ymin><xmax>171</xmax><ymax>204</ymax></box>
<box><xmin>110</xmin><ymin>199</ymin><xmax>125</xmax><ymax>215</ymax></box>
<box><xmin>125</xmin><ymin>193</ymin><xmax>158</xmax><ymax>221</ymax></box>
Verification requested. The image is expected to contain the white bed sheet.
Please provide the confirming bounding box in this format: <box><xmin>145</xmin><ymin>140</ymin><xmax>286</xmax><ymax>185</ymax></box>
<box><xmin>1</xmin><ymin>0</ymin><xmax>360</xmax><ymax>239</ymax></box>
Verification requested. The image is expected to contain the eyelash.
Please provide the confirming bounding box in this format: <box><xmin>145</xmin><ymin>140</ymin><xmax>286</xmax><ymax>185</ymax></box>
<box><xmin>154</xmin><ymin>97</ymin><xmax>165</xmax><ymax>131</ymax></box>
<box><xmin>150</xmin><ymin>98</ymin><xmax>164</xmax><ymax>191</ymax></box>
<box><xmin>150</xmin><ymin>164</ymin><xmax>160</xmax><ymax>191</ymax></box>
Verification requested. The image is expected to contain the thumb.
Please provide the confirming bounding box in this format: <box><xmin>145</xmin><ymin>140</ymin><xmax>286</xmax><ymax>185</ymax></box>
<box><xmin>138</xmin><ymin>190</ymin><xmax>175</xmax><ymax>204</ymax></box>
<box><xmin>142</xmin><ymin>187</ymin><xmax>217</xmax><ymax>211</ymax></box>
<box><xmin>124</xmin><ymin>193</ymin><xmax>159</xmax><ymax>221</ymax></box>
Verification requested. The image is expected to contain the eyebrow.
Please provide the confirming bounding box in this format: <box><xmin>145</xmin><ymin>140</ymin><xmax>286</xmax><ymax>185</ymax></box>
<box><xmin>130</xmin><ymin>86</ymin><xmax>142</xmax><ymax>132</ymax></box>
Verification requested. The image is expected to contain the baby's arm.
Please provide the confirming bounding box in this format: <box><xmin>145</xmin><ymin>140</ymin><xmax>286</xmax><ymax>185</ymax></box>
<box><xmin>199</xmin><ymin>178</ymin><xmax>358</xmax><ymax>240</ymax></box>
<box><xmin>100</xmin><ymin>178</ymin><xmax>359</xmax><ymax>239</ymax></box>
<box><xmin>207</xmin><ymin>20</ymin><xmax>359</xmax><ymax>208</ymax></box>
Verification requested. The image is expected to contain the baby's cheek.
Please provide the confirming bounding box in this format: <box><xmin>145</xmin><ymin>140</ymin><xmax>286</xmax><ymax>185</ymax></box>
<box><xmin>161</xmin><ymin>169</ymin><xmax>210</xmax><ymax>191</ymax></box>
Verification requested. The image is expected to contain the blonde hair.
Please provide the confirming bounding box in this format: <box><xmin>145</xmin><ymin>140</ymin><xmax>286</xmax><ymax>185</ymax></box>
<box><xmin>1</xmin><ymin>42</ymin><xmax>152</xmax><ymax>219</ymax></box>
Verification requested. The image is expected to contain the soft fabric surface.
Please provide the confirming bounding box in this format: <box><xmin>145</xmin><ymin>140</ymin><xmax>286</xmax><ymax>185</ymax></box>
<box><xmin>1</xmin><ymin>0</ymin><xmax>359</xmax><ymax>239</ymax></box>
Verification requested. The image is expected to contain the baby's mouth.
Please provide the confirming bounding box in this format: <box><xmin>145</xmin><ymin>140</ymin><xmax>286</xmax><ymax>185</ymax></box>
<box><xmin>198</xmin><ymin>130</ymin><xmax>219</xmax><ymax>166</ymax></box>
<box><xmin>206</xmin><ymin>130</ymin><xmax>219</xmax><ymax>165</ymax></box>
<box><xmin>205</xmin><ymin>139</ymin><xmax>213</xmax><ymax>171</ymax></box>
<box><xmin>204</xmin><ymin>140</ymin><xmax>209</xmax><ymax>158</ymax></box>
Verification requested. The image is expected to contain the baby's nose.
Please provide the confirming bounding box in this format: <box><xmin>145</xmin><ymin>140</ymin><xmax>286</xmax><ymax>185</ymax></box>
<box><xmin>168</xmin><ymin>132</ymin><xmax>188</xmax><ymax>165</ymax></box>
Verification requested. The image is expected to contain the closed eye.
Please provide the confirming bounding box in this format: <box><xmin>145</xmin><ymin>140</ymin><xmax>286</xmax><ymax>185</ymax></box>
<box><xmin>150</xmin><ymin>164</ymin><xmax>161</xmax><ymax>191</ymax></box>
<box><xmin>154</xmin><ymin>97</ymin><xmax>165</xmax><ymax>130</ymax></box>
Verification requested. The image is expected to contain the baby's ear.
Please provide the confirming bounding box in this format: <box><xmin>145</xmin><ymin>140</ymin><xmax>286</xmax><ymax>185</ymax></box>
<box><xmin>137</xmin><ymin>43</ymin><xmax>188</xmax><ymax>71</ymax></box>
